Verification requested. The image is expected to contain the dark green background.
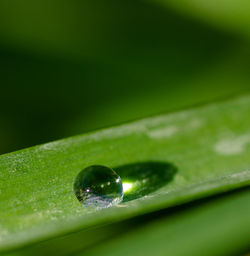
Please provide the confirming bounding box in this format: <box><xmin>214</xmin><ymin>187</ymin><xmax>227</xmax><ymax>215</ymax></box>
<box><xmin>1</xmin><ymin>0</ymin><xmax>250</xmax><ymax>154</ymax></box>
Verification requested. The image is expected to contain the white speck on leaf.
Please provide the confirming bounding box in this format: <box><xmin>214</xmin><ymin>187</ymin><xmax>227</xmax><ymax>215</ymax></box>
<box><xmin>187</xmin><ymin>119</ymin><xmax>203</xmax><ymax>129</ymax></box>
<box><xmin>147</xmin><ymin>126</ymin><xmax>179</xmax><ymax>139</ymax></box>
<box><xmin>214</xmin><ymin>134</ymin><xmax>250</xmax><ymax>155</ymax></box>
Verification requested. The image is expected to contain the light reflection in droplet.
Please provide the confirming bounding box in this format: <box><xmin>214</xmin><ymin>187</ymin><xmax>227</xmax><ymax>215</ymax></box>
<box><xmin>123</xmin><ymin>182</ymin><xmax>133</xmax><ymax>193</ymax></box>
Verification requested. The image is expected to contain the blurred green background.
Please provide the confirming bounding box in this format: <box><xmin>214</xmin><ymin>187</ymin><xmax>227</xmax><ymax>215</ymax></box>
<box><xmin>1</xmin><ymin>0</ymin><xmax>250</xmax><ymax>154</ymax></box>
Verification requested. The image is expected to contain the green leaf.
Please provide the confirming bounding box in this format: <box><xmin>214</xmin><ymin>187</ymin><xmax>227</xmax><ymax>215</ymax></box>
<box><xmin>1</xmin><ymin>94</ymin><xmax>250</xmax><ymax>253</ymax></box>
<box><xmin>150</xmin><ymin>0</ymin><xmax>250</xmax><ymax>38</ymax></box>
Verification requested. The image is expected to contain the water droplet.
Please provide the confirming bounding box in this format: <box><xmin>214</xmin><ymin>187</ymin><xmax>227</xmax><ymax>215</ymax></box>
<box><xmin>74</xmin><ymin>165</ymin><xmax>123</xmax><ymax>209</ymax></box>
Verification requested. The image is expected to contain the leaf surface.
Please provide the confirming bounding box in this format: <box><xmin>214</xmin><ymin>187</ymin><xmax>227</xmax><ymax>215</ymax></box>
<box><xmin>1</xmin><ymin>94</ymin><xmax>250</xmax><ymax>252</ymax></box>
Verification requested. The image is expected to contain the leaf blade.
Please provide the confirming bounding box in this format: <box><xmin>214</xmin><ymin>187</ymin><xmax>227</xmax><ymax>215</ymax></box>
<box><xmin>1</xmin><ymin>94</ymin><xmax>250</xmax><ymax>251</ymax></box>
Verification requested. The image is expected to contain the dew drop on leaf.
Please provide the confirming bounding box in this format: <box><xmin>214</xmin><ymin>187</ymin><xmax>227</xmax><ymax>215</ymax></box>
<box><xmin>74</xmin><ymin>165</ymin><xmax>123</xmax><ymax>209</ymax></box>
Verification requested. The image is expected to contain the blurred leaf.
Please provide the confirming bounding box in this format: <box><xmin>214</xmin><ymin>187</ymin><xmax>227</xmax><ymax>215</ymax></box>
<box><xmin>1</xmin><ymin>0</ymin><xmax>250</xmax><ymax>154</ymax></box>
<box><xmin>0</xmin><ymin>94</ymin><xmax>250</xmax><ymax>253</ymax></box>
<box><xmin>83</xmin><ymin>188</ymin><xmax>250</xmax><ymax>256</ymax></box>
<box><xmin>150</xmin><ymin>0</ymin><xmax>250</xmax><ymax>38</ymax></box>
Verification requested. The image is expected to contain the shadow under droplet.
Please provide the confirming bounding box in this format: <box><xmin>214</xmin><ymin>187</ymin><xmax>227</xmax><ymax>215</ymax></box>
<box><xmin>113</xmin><ymin>161</ymin><xmax>177</xmax><ymax>202</ymax></box>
